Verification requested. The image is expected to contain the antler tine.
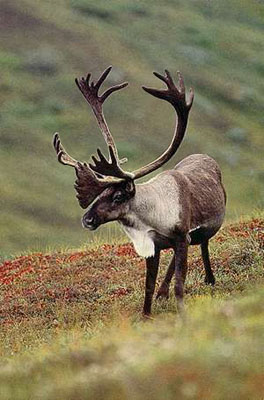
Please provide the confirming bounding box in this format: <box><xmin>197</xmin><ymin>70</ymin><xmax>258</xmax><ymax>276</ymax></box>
<box><xmin>75</xmin><ymin>66</ymin><xmax>128</xmax><ymax>166</ymax></box>
<box><xmin>153</xmin><ymin>71</ymin><xmax>168</xmax><ymax>85</ymax></box>
<box><xmin>143</xmin><ymin>69</ymin><xmax>184</xmax><ymax>101</ymax></box>
<box><xmin>132</xmin><ymin>69</ymin><xmax>194</xmax><ymax>180</ymax></box>
<box><xmin>187</xmin><ymin>87</ymin><xmax>194</xmax><ymax>110</ymax></box>
<box><xmin>142</xmin><ymin>86</ymin><xmax>167</xmax><ymax>101</ymax></box>
<box><xmin>93</xmin><ymin>65</ymin><xmax>112</xmax><ymax>90</ymax></box>
<box><xmin>175</xmin><ymin>71</ymin><xmax>185</xmax><ymax>93</ymax></box>
<box><xmin>164</xmin><ymin>69</ymin><xmax>175</xmax><ymax>87</ymax></box>
<box><xmin>53</xmin><ymin>132</ymin><xmax>78</xmax><ymax>167</ymax></box>
<box><xmin>89</xmin><ymin>145</ymin><xmax>134</xmax><ymax>180</ymax></box>
<box><xmin>100</xmin><ymin>82</ymin><xmax>128</xmax><ymax>103</ymax></box>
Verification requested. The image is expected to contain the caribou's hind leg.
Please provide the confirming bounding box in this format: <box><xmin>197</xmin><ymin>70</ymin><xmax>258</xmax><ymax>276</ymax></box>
<box><xmin>174</xmin><ymin>240</ymin><xmax>188</xmax><ymax>313</ymax></box>
<box><xmin>201</xmin><ymin>240</ymin><xmax>215</xmax><ymax>285</ymax></box>
<box><xmin>156</xmin><ymin>254</ymin><xmax>175</xmax><ymax>299</ymax></box>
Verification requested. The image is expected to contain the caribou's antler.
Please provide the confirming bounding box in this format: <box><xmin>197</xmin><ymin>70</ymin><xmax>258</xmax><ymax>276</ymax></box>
<box><xmin>54</xmin><ymin>68</ymin><xmax>194</xmax><ymax>206</ymax></box>
<box><xmin>53</xmin><ymin>133</ymin><xmax>122</xmax><ymax>208</ymax></box>
<box><xmin>86</xmin><ymin>69</ymin><xmax>193</xmax><ymax>180</ymax></box>
<box><xmin>75</xmin><ymin>66</ymin><xmax>128</xmax><ymax>165</ymax></box>
<box><xmin>131</xmin><ymin>70</ymin><xmax>194</xmax><ymax>179</ymax></box>
<box><xmin>79</xmin><ymin>68</ymin><xmax>193</xmax><ymax>181</ymax></box>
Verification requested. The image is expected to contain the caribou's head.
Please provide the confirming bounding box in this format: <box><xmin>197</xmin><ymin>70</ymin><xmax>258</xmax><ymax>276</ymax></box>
<box><xmin>53</xmin><ymin>66</ymin><xmax>193</xmax><ymax>230</ymax></box>
<box><xmin>82</xmin><ymin>179</ymin><xmax>135</xmax><ymax>230</ymax></box>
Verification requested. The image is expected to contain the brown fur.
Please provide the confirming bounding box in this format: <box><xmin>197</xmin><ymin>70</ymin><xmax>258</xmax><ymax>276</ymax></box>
<box><xmin>174</xmin><ymin>154</ymin><xmax>226</xmax><ymax>234</ymax></box>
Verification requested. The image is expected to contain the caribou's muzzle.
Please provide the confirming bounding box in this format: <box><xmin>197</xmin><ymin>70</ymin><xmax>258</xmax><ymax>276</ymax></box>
<box><xmin>82</xmin><ymin>214</ymin><xmax>99</xmax><ymax>230</ymax></box>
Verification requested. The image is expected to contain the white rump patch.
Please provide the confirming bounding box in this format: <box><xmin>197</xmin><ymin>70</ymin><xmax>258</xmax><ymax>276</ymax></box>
<box><xmin>122</xmin><ymin>226</ymin><xmax>155</xmax><ymax>258</ymax></box>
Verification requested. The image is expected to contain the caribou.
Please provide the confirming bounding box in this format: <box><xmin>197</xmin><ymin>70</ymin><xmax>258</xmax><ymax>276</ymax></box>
<box><xmin>53</xmin><ymin>66</ymin><xmax>226</xmax><ymax>316</ymax></box>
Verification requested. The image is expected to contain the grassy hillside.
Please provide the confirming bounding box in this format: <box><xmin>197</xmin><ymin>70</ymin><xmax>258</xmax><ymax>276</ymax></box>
<box><xmin>0</xmin><ymin>215</ymin><xmax>263</xmax><ymax>399</ymax></box>
<box><xmin>0</xmin><ymin>0</ymin><xmax>264</xmax><ymax>254</ymax></box>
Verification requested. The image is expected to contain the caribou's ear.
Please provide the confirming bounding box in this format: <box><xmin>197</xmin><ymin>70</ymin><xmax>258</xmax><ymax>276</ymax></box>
<box><xmin>125</xmin><ymin>180</ymin><xmax>135</xmax><ymax>194</ymax></box>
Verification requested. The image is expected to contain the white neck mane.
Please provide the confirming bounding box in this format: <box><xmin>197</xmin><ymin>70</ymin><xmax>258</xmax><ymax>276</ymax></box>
<box><xmin>120</xmin><ymin>173</ymin><xmax>181</xmax><ymax>258</ymax></box>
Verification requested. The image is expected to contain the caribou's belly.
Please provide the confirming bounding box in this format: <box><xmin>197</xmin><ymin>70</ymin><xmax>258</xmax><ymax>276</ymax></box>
<box><xmin>188</xmin><ymin>212</ymin><xmax>225</xmax><ymax>244</ymax></box>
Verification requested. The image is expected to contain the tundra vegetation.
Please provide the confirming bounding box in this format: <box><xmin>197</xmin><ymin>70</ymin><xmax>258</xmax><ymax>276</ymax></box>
<box><xmin>0</xmin><ymin>214</ymin><xmax>263</xmax><ymax>399</ymax></box>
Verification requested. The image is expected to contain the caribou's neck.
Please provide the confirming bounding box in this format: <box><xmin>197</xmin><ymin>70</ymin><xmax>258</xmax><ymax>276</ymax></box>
<box><xmin>119</xmin><ymin>172</ymin><xmax>181</xmax><ymax>258</ymax></box>
<box><xmin>131</xmin><ymin>173</ymin><xmax>181</xmax><ymax>229</ymax></box>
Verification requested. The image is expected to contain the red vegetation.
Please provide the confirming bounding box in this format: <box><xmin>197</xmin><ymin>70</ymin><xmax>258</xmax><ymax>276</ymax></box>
<box><xmin>0</xmin><ymin>218</ymin><xmax>263</xmax><ymax>325</ymax></box>
<box><xmin>216</xmin><ymin>218</ymin><xmax>264</xmax><ymax>242</ymax></box>
<box><xmin>1</xmin><ymin>218</ymin><xmax>263</xmax><ymax>286</ymax></box>
<box><xmin>0</xmin><ymin>242</ymin><xmax>144</xmax><ymax>324</ymax></box>
<box><xmin>0</xmin><ymin>245</ymin><xmax>138</xmax><ymax>286</ymax></box>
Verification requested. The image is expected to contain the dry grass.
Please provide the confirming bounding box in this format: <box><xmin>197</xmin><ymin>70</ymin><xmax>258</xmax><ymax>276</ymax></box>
<box><xmin>0</xmin><ymin>215</ymin><xmax>263</xmax><ymax>399</ymax></box>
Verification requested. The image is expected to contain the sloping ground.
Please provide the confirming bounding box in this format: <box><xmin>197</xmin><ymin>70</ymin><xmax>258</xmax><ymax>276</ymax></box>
<box><xmin>0</xmin><ymin>216</ymin><xmax>263</xmax><ymax>399</ymax></box>
<box><xmin>1</xmin><ymin>0</ymin><xmax>264</xmax><ymax>254</ymax></box>
<box><xmin>0</xmin><ymin>217</ymin><xmax>263</xmax><ymax>329</ymax></box>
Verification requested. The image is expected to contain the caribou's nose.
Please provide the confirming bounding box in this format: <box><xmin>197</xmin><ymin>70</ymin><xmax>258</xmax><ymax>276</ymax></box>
<box><xmin>86</xmin><ymin>216</ymin><xmax>94</xmax><ymax>224</ymax></box>
<box><xmin>82</xmin><ymin>215</ymin><xmax>98</xmax><ymax>230</ymax></box>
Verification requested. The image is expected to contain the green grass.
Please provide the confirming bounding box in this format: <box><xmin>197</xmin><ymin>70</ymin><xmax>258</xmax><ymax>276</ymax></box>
<box><xmin>0</xmin><ymin>0</ymin><xmax>264</xmax><ymax>254</ymax></box>
<box><xmin>1</xmin><ymin>291</ymin><xmax>264</xmax><ymax>400</ymax></box>
<box><xmin>0</xmin><ymin>215</ymin><xmax>263</xmax><ymax>399</ymax></box>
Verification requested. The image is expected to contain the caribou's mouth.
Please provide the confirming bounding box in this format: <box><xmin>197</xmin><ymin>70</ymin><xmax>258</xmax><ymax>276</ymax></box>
<box><xmin>85</xmin><ymin>224</ymin><xmax>98</xmax><ymax>231</ymax></box>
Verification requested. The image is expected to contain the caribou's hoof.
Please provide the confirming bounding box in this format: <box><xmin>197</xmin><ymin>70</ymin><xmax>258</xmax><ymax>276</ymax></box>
<box><xmin>142</xmin><ymin>313</ymin><xmax>154</xmax><ymax>321</ymax></box>
<box><xmin>156</xmin><ymin>285</ymin><xmax>169</xmax><ymax>300</ymax></box>
<box><xmin>204</xmin><ymin>275</ymin><xmax>215</xmax><ymax>285</ymax></box>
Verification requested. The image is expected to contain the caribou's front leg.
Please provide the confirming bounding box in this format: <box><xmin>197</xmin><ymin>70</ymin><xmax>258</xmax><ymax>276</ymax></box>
<box><xmin>174</xmin><ymin>240</ymin><xmax>188</xmax><ymax>313</ymax></box>
<box><xmin>143</xmin><ymin>250</ymin><xmax>160</xmax><ymax>317</ymax></box>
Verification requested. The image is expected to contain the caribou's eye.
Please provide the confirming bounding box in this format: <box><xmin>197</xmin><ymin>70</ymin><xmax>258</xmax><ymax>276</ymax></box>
<box><xmin>113</xmin><ymin>192</ymin><xmax>124</xmax><ymax>204</ymax></box>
